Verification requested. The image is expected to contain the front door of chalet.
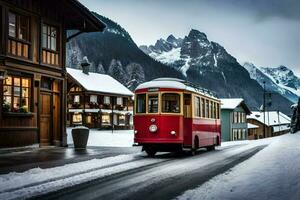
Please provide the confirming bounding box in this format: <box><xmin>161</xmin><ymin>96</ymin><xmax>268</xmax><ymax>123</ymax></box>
<box><xmin>40</xmin><ymin>92</ymin><xmax>53</xmax><ymax>146</ymax></box>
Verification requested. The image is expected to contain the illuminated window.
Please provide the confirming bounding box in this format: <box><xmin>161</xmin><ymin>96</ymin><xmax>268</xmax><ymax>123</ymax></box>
<box><xmin>72</xmin><ymin>113</ymin><xmax>82</xmax><ymax>123</ymax></box>
<box><xmin>162</xmin><ymin>93</ymin><xmax>180</xmax><ymax>113</ymax></box>
<box><xmin>86</xmin><ymin>115</ymin><xmax>92</xmax><ymax>124</ymax></box>
<box><xmin>148</xmin><ymin>94</ymin><xmax>158</xmax><ymax>113</ymax></box>
<box><xmin>102</xmin><ymin>114</ymin><xmax>110</xmax><ymax>125</ymax></box>
<box><xmin>3</xmin><ymin>76</ymin><xmax>31</xmax><ymax>112</ymax></box>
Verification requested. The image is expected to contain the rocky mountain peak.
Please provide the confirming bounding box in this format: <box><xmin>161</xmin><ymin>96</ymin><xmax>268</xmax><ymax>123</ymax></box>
<box><xmin>187</xmin><ymin>29</ymin><xmax>207</xmax><ymax>40</ymax></box>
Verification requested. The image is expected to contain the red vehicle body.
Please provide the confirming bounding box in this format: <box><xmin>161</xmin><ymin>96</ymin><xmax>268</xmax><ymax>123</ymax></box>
<box><xmin>134</xmin><ymin>78</ymin><xmax>221</xmax><ymax>156</ymax></box>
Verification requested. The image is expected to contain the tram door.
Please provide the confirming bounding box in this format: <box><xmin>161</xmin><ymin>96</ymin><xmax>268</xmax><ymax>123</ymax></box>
<box><xmin>183</xmin><ymin>93</ymin><xmax>192</xmax><ymax>118</ymax></box>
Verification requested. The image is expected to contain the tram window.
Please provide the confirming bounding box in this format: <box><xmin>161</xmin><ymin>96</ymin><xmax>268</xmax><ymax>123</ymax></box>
<box><xmin>201</xmin><ymin>98</ymin><xmax>205</xmax><ymax>117</ymax></box>
<box><xmin>210</xmin><ymin>101</ymin><xmax>213</xmax><ymax>118</ymax></box>
<box><xmin>194</xmin><ymin>96</ymin><xmax>200</xmax><ymax>117</ymax></box>
<box><xmin>205</xmin><ymin>99</ymin><xmax>209</xmax><ymax>118</ymax></box>
<box><xmin>162</xmin><ymin>93</ymin><xmax>180</xmax><ymax>113</ymax></box>
<box><xmin>212</xmin><ymin>102</ymin><xmax>216</xmax><ymax>119</ymax></box>
<box><xmin>136</xmin><ymin>94</ymin><xmax>146</xmax><ymax>113</ymax></box>
<box><xmin>216</xmin><ymin>103</ymin><xmax>220</xmax><ymax>119</ymax></box>
<box><xmin>148</xmin><ymin>94</ymin><xmax>158</xmax><ymax>113</ymax></box>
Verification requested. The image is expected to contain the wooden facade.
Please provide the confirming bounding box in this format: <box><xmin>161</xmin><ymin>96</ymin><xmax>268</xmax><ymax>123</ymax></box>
<box><xmin>220</xmin><ymin>99</ymin><xmax>251</xmax><ymax>141</ymax></box>
<box><xmin>247</xmin><ymin>111</ymin><xmax>291</xmax><ymax>139</ymax></box>
<box><xmin>0</xmin><ymin>0</ymin><xmax>105</xmax><ymax>147</ymax></box>
<box><xmin>67</xmin><ymin>68</ymin><xmax>133</xmax><ymax>130</ymax></box>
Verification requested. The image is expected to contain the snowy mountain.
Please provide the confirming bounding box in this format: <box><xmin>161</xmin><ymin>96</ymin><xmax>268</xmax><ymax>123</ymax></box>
<box><xmin>67</xmin><ymin>14</ymin><xmax>292</xmax><ymax>115</ymax></box>
<box><xmin>140</xmin><ymin>29</ymin><xmax>293</xmax><ymax>114</ymax></box>
<box><xmin>243</xmin><ymin>62</ymin><xmax>300</xmax><ymax>103</ymax></box>
<box><xmin>66</xmin><ymin>13</ymin><xmax>183</xmax><ymax>90</ymax></box>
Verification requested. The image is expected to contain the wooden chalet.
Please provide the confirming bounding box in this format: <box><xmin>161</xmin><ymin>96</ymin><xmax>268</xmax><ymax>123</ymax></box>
<box><xmin>0</xmin><ymin>0</ymin><xmax>105</xmax><ymax>147</ymax></box>
<box><xmin>247</xmin><ymin>111</ymin><xmax>291</xmax><ymax>139</ymax></box>
<box><xmin>67</xmin><ymin>65</ymin><xmax>134</xmax><ymax>130</ymax></box>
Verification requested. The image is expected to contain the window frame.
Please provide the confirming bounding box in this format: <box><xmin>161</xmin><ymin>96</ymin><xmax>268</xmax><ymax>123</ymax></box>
<box><xmin>7</xmin><ymin>11</ymin><xmax>31</xmax><ymax>59</ymax></box>
<box><xmin>161</xmin><ymin>93</ymin><xmax>181</xmax><ymax>114</ymax></box>
<box><xmin>135</xmin><ymin>93</ymin><xmax>146</xmax><ymax>114</ymax></box>
<box><xmin>148</xmin><ymin>93</ymin><xmax>159</xmax><ymax>113</ymax></box>
<box><xmin>41</xmin><ymin>23</ymin><xmax>60</xmax><ymax>66</ymax></box>
<box><xmin>3</xmin><ymin>75</ymin><xmax>32</xmax><ymax>113</ymax></box>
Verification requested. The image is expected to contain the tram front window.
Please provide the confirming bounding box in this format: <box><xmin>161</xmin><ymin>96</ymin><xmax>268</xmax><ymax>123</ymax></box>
<box><xmin>136</xmin><ymin>94</ymin><xmax>146</xmax><ymax>113</ymax></box>
<box><xmin>162</xmin><ymin>93</ymin><xmax>180</xmax><ymax>113</ymax></box>
<box><xmin>148</xmin><ymin>94</ymin><xmax>158</xmax><ymax>113</ymax></box>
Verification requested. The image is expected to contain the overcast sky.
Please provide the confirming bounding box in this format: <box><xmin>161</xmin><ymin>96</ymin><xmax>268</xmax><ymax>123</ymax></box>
<box><xmin>80</xmin><ymin>0</ymin><xmax>300</xmax><ymax>77</ymax></box>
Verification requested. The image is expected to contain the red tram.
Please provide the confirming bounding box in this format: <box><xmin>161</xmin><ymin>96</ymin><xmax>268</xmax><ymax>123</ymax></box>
<box><xmin>134</xmin><ymin>78</ymin><xmax>221</xmax><ymax>157</ymax></box>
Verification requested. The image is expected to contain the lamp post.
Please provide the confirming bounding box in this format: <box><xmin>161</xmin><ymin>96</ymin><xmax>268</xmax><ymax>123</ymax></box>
<box><xmin>263</xmin><ymin>81</ymin><xmax>266</xmax><ymax>138</ymax></box>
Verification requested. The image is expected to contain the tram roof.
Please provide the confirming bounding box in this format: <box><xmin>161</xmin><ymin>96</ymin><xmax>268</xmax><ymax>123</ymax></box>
<box><xmin>136</xmin><ymin>78</ymin><xmax>219</xmax><ymax>100</ymax></box>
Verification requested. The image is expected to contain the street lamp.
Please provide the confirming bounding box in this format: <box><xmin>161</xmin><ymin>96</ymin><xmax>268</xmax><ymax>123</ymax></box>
<box><xmin>263</xmin><ymin>81</ymin><xmax>266</xmax><ymax>138</ymax></box>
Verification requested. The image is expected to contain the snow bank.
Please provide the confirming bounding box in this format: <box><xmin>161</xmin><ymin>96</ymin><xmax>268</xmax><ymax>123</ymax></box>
<box><xmin>67</xmin><ymin>128</ymin><xmax>134</xmax><ymax>147</ymax></box>
<box><xmin>0</xmin><ymin>154</ymin><xmax>164</xmax><ymax>200</ymax></box>
<box><xmin>176</xmin><ymin>133</ymin><xmax>300</xmax><ymax>200</ymax></box>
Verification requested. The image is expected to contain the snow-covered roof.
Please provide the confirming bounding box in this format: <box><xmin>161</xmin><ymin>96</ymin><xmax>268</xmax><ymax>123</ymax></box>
<box><xmin>220</xmin><ymin>98</ymin><xmax>244</xmax><ymax>109</ymax></box>
<box><xmin>247</xmin><ymin>111</ymin><xmax>291</xmax><ymax>126</ymax></box>
<box><xmin>220</xmin><ymin>98</ymin><xmax>251</xmax><ymax>114</ymax></box>
<box><xmin>273</xmin><ymin>125</ymin><xmax>290</xmax><ymax>133</ymax></box>
<box><xmin>67</xmin><ymin>68</ymin><xmax>133</xmax><ymax>96</ymax></box>
<box><xmin>248</xmin><ymin>123</ymin><xmax>259</xmax><ymax>129</ymax></box>
<box><xmin>136</xmin><ymin>78</ymin><xmax>218</xmax><ymax>100</ymax></box>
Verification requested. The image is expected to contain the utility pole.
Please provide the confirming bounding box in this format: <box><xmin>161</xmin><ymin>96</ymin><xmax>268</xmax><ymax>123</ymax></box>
<box><xmin>263</xmin><ymin>81</ymin><xmax>266</xmax><ymax>138</ymax></box>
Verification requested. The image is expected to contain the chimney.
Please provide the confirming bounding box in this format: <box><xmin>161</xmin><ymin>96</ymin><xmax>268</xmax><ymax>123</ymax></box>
<box><xmin>81</xmin><ymin>56</ymin><xmax>90</xmax><ymax>75</ymax></box>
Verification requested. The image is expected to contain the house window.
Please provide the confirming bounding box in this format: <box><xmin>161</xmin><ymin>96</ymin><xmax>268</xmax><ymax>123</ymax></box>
<box><xmin>161</xmin><ymin>93</ymin><xmax>180</xmax><ymax>113</ymax></box>
<box><xmin>233</xmin><ymin>112</ymin><xmax>238</xmax><ymax>123</ymax></box>
<box><xmin>102</xmin><ymin>114</ymin><xmax>110</xmax><ymax>125</ymax></box>
<box><xmin>194</xmin><ymin>96</ymin><xmax>200</xmax><ymax>117</ymax></box>
<box><xmin>7</xmin><ymin>12</ymin><xmax>30</xmax><ymax>59</ymax></box>
<box><xmin>116</xmin><ymin>97</ymin><xmax>123</xmax><ymax>105</ymax></box>
<box><xmin>3</xmin><ymin>76</ymin><xmax>31</xmax><ymax>112</ymax></box>
<box><xmin>74</xmin><ymin>95</ymin><xmax>80</xmax><ymax>103</ymax></box>
<box><xmin>119</xmin><ymin>115</ymin><xmax>126</xmax><ymax>125</ymax></box>
<box><xmin>72</xmin><ymin>113</ymin><xmax>82</xmax><ymax>124</ymax></box>
<box><xmin>86</xmin><ymin>115</ymin><xmax>92</xmax><ymax>124</ymax></box>
<box><xmin>148</xmin><ymin>94</ymin><xmax>158</xmax><ymax>113</ymax></box>
<box><xmin>104</xmin><ymin>96</ymin><xmax>110</xmax><ymax>104</ymax></box>
<box><xmin>42</xmin><ymin>24</ymin><xmax>59</xmax><ymax>65</ymax></box>
<box><xmin>90</xmin><ymin>95</ymin><xmax>97</xmax><ymax>103</ymax></box>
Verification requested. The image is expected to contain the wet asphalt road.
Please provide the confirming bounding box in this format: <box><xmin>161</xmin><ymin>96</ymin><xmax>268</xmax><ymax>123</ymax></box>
<box><xmin>35</xmin><ymin>144</ymin><xmax>266</xmax><ymax>200</ymax></box>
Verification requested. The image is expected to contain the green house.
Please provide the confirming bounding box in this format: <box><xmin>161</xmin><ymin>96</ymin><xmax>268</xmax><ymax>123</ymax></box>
<box><xmin>220</xmin><ymin>98</ymin><xmax>251</xmax><ymax>141</ymax></box>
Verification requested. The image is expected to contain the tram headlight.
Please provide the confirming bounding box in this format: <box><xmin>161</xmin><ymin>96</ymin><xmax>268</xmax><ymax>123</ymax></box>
<box><xmin>149</xmin><ymin>124</ymin><xmax>158</xmax><ymax>133</ymax></box>
<box><xmin>170</xmin><ymin>131</ymin><xmax>176</xmax><ymax>135</ymax></box>
<box><xmin>134</xmin><ymin>130</ymin><xmax>138</xmax><ymax>134</ymax></box>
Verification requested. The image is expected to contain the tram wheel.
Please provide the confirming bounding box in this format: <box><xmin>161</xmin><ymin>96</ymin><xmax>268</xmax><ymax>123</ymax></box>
<box><xmin>145</xmin><ymin>148</ymin><xmax>157</xmax><ymax>157</ymax></box>
<box><xmin>207</xmin><ymin>145</ymin><xmax>215</xmax><ymax>151</ymax></box>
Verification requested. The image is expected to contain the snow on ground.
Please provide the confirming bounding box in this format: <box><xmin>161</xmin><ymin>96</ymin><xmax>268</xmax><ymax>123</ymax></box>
<box><xmin>67</xmin><ymin>128</ymin><xmax>134</xmax><ymax>147</ymax></box>
<box><xmin>0</xmin><ymin>154</ymin><xmax>165</xmax><ymax>200</ymax></box>
<box><xmin>176</xmin><ymin>132</ymin><xmax>300</xmax><ymax>200</ymax></box>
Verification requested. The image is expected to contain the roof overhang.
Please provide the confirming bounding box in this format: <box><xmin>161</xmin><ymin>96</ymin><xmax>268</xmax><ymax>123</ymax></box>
<box><xmin>63</xmin><ymin>0</ymin><xmax>106</xmax><ymax>33</ymax></box>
